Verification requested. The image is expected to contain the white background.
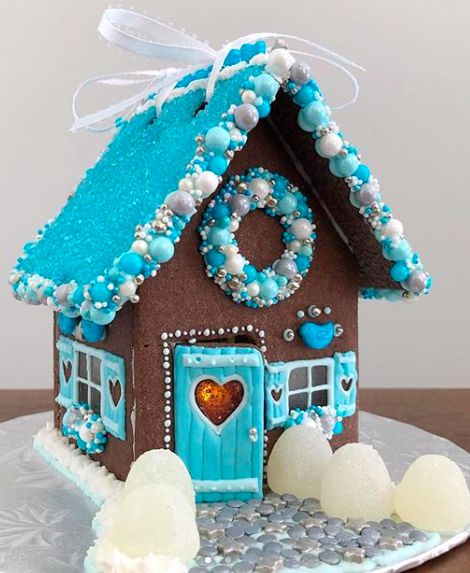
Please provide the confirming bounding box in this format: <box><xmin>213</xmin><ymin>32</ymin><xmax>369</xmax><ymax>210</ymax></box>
<box><xmin>0</xmin><ymin>1</ymin><xmax>468</xmax><ymax>389</ymax></box>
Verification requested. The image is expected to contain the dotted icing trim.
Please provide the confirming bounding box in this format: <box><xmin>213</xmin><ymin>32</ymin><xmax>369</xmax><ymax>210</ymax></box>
<box><xmin>199</xmin><ymin>168</ymin><xmax>315</xmax><ymax>307</ymax></box>
<box><xmin>10</xmin><ymin>40</ymin><xmax>431</xmax><ymax>340</ymax></box>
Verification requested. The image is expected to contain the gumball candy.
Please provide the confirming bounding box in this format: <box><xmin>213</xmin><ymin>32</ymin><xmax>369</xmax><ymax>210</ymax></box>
<box><xmin>108</xmin><ymin>483</ymin><xmax>200</xmax><ymax>559</ymax></box>
<box><xmin>320</xmin><ymin>443</ymin><xmax>393</xmax><ymax>520</ymax></box>
<box><xmin>394</xmin><ymin>455</ymin><xmax>470</xmax><ymax>532</ymax></box>
<box><xmin>267</xmin><ymin>424</ymin><xmax>332</xmax><ymax>498</ymax></box>
<box><xmin>124</xmin><ymin>449</ymin><xmax>195</xmax><ymax>513</ymax></box>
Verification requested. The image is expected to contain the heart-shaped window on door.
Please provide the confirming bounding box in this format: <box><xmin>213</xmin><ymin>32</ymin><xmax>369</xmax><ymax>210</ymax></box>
<box><xmin>62</xmin><ymin>360</ymin><xmax>72</xmax><ymax>383</ymax></box>
<box><xmin>341</xmin><ymin>376</ymin><xmax>354</xmax><ymax>393</ymax></box>
<box><xmin>195</xmin><ymin>378</ymin><xmax>244</xmax><ymax>426</ymax></box>
<box><xmin>108</xmin><ymin>378</ymin><xmax>122</xmax><ymax>407</ymax></box>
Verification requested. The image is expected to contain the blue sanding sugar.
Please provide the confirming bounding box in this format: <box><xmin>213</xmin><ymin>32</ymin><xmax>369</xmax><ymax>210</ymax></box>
<box><xmin>19</xmin><ymin>65</ymin><xmax>262</xmax><ymax>285</ymax></box>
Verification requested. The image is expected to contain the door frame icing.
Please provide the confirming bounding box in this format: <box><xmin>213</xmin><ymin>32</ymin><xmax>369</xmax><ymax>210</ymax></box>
<box><xmin>174</xmin><ymin>343</ymin><xmax>265</xmax><ymax>501</ymax></box>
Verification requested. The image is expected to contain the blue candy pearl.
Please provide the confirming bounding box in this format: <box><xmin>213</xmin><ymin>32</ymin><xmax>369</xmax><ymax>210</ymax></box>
<box><xmin>89</xmin><ymin>282</ymin><xmax>112</xmax><ymax>303</ymax></box>
<box><xmin>81</xmin><ymin>320</ymin><xmax>105</xmax><ymax>343</ymax></box>
<box><xmin>90</xmin><ymin>307</ymin><xmax>116</xmax><ymax>325</ymax></box>
<box><xmin>205</xmin><ymin>249</ymin><xmax>225</xmax><ymax>267</ymax></box>
<box><xmin>383</xmin><ymin>239</ymin><xmax>412</xmax><ymax>262</ymax></box>
<box><xmin>243</xmin><ymin>264</ymin><xmax>257</xmax><ymax>283</ymax></box>
<box><xmin>278</xmin><ymin>192</ymin><xmax>298</xmax><ymax>215</ymax></box>
<box><xmin>298</xmin><ymin>101</ymin><xmax>329</xmax><ymax>132</ymax></box>
<box><xmin>353</xmin><ymin>163</ymin><xmax>371</xmax><ymax>183</ymax></box>
<box><xmin>149</xmin><ymin>236</ymin><xmax>175</xmax><ymax>263</ymax></box>
<box><xmin>208</xmin><ymin>155</ymin><xmax>228</xmax><ymax>176</ymax></box>
<box><xmin>330</xmin><ymin>153</ymin><xmax>360</xmax><ymax>177</ymax></box>
<box><xmin>58</xmin><ymin>313</ymin><xmax>78</xmax><ymax>335</ymax></box>
<box><xmin>293</xmin><ymin>84</ymin><xmax>317</xmax><ymax>106</ymax></box>
<box><xmin>259</xmin><ymin>278</ymin><xmax>279</xmax><ymax>301</ymax></box>
<box><xmin>205</xmin><ymin>126</ymin><xmax>231</xmax><ymax>154</ymax></box>
<box><xmin>256</xmin><ymin>101</ymin><xmax>271</xmax><ymax>118</ymax></box>
<box><xmin>390</xmin><ymin>261</ymin><xmax>410</xmax><ymax>282</ymax></box>
<box><xmin>212</xmin><ymin>203</ymin><xmax>230</xmax><ymax>221</ymax></box>
<box><xmin>71</xmin><ymin>286</ymin><xmax>85</xmax><ymax>306</ymax></box>
<box><xmin>208</xmin><ymin>227</ymin><xmax>231</xmax><ymax>246</ymax></box>
<box><xmin>252</xmin><ymin>73</ymin><xmax>279</xmax><ymax>99</ymax></box>
<box><xmin>295</xmin><ymin>254</ymin><xmax>310</xmax><ymax>272</ymax></box>
<box><xmin>120</xmin><ymin>252</ymin><xmax>144</xmax><ymax>275</ymax></box>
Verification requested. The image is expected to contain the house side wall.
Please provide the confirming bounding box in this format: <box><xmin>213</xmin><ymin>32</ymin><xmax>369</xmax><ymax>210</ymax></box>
<box><xmin>53</xmin><ymin>304</ymin><xmax>136</xmax><ymax>480</ymax></box>
<box><xmin>132</xmin><ymin>119</ymin><xmax>360</xmax><ymax>473</ymax></box>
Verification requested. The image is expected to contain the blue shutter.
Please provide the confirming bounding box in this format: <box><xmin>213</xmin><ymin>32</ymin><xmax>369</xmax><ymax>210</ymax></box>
<box><xmin>265</xmin><ymin>362</ymin><xmax>289</xmax><ymax>429</ymax></box>
<box><xmin>56</xmin><ymin>336</ymin><xmax>75</xmax><ymax>408</ymax></box>
<box><xmin>333</xmin><ymin>351</ymin><xmax>358</xmax><ymax>418</ymax></box>
<box><xmin>101</xmin><ymin>353</ymin><xmax>126</xmax><ymax>440</ymax></box>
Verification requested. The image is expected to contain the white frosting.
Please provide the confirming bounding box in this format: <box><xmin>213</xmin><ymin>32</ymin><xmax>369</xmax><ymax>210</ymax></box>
<box><xmin>33</xmin><ymin>423</ymin><xmax>123</xmax><ymax>506</ymax></box>
<box><xmin>87</xmin><ymin>540</ymin><xmax>188</xmax><ymax>573</ymax></box>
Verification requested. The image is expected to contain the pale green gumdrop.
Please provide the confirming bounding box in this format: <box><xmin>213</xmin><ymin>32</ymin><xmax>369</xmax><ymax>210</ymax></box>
<box><xmin>124</xmin><ymin>449</ymin><xmax>195</xmax><ymax>513</ymax></box>
<box><xmin>320</xmin><ymin>443</ymin><xmax>393</xmax><ymax>520</ymax></box>
<box><xmin>108</xmin><ymin>483</ymin><xmax>200</xmax><ymax>560</ymax></box>
<box><xmin>394</xmin><ymin>455</ymin><xmax>470</xmax><ymax>532</ymax></box>
<box><xmin>267</xmin><ymin>423</ymin><xmax>332</xmax><ymax>499</ymax></box>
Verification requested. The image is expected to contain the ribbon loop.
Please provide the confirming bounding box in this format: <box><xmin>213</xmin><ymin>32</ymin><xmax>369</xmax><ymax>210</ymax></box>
<box><xmin>71</xmin><ymin>9</ymin><xmax>365</xmax><ymax>132</ymax></box>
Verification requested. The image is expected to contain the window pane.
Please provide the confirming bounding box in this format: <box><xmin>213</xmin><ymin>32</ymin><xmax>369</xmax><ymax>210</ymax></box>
<box><xmin>78</xmin><ymin>352</ymin><xmax>87</xmax><ymax>378</ymax></box>
<box><xmin>91</xmin><ymin>387</ymin><xmax>101</xmax><ymax>413</ymax></box>
<box><xmin>288</xmin><ymin>368</ymin><xmax>308</xmax><ymax>391</ymax></box>
<box><xmin>310</xmin><ymin>389</ymin><xmax>328</xmax><ymax>407</ymax></box>
<box><xmin>90</xmin><ymin>356</ymin><xmax>102</xmax><ymax>384</ymax></box>
<box><xmin>78</xmin><ymin>381</ymin><xmax>88</xmax><ymax>404</ymax></box>
<box><xmin>311</xmin><ymin>365</ymin><xmax>327</xmax><ymax>387</ymax></box>
<box><xmin>289</xmin><ymin>392</ymin><xmax>309</xmax><ymax>411</ymax></box>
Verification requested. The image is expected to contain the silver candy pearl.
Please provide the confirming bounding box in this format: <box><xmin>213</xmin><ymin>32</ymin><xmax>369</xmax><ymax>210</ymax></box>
<box><xmin>334</xmin><ymin>323</ymin><xmax>344</xmax><ymax>337</ymax></box>
<box><xmin>275</xmin><ymin>258</ymin><xmax>298</xmax><ymax>279</ymax></box>
<box><xmin>234</xmin><ymin>104</ymin><xmax>259</xmax><ymax>131</ymax></box>
<box><xmin>283</xmin><ymin>328</ymin><xmax>295</xmax><ymax>342</ymax></box>
<box><xmin>166</xmin><ymin>190</ymin><xmax>195</xmax><ymax>216</ymax></box>
<box><xmin>404</xmin><ymin>270</ymin><xmax>428</xmax><ymax>293</ymax></box>
<box><xmin>273</xmin><ymin>38</ymin><xmax>289</xmax><ymax>50</ymax></box>
<box><xmin>323</xmin><ymin>306</ymin><xmax>332</xmax><ymax>315</ymax></box>
<box><xmin>356</xmin><ymin>182</ymin><xmax>379</xmax><ymax>206</ymax></box>
<box><xmin>230</xmin><ymin>194</ymin><xmax>251</xmax><ymax>216</ymax></box>
<box><xmin>290</xmin><ymin>62</ymin><xmax>311</xmax><ymax>85</ymax></box>
<box><xmin>307</xmin><ymin>305</ymin><xmax>321</xmax><ymax>318</ymax></box>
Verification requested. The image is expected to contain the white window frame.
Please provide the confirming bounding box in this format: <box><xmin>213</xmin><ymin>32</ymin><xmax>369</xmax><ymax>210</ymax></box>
<box><xmin>73</xmin><ymin>342</ymin><xmax>105</xmax><ymax>413</ymax></box>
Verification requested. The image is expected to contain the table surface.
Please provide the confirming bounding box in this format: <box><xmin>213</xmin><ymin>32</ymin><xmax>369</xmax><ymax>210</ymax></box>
<box><xmin>1</xmin><ymin>389</ymin><xmax>469</xmax><ymax>572</ymax></box>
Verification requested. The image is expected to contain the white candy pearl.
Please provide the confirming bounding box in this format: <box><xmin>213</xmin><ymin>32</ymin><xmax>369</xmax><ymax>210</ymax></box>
<box><xmin>178</xmin><ymin>178</ymin><xmax>193</xmax><ymax>192</ymax></box>
<box><xmin>196</xmin><ymin>171</ymin><xmax>219</xmax><ymax>198</ymax></box>
<box><xmin>287</xmin><ymin>240</ymin><xmax>302</xmax><ymax>253</ymax></box>
<box><xmin>230</xmin><ymin>127</ymin><xmax>243</xmax><ymax>142</ymax></box>
<box><xmin>131</xmin><ymin>240</ymin><xmax>148</xmax><ymax>255</ymax></box>
<box><xmin>249</xmin><ymin>178</ymin><xmax>271</xmax><ymax>200</ymax></box>
<box><xmin>266</xmin><ymin>49</ymin><xmax>296</xmax><ymax>79</ymax></box>
<box><xmin>316</xmin><ymin>133</ymin><xmax>343</xmax><ymax>158</ymax></box>
<box><xmin>224</xmin><ymin>244</ymin><xmax>239</xmax><ymax>256</ymax></box>
<box><xmin>229</xmin><ymin>220</ymin><xmax>240</xmax><ymax>232</ymax></box>
<box><xmin>246</xmin><ymin>282</ymin><xmax>260</xmax><ymax>297</ymax></box>
<box><xmin>242</xmin><ymin>90</ymin><xmax>257</xmax><ymax>104</ymax></box>
<box><xmin>290</xmin><ymin>218</ymin><xmax>313</xmax><ymax>240</ymax></box>
<box><xmin>119</xmin><ymin>280</ymin><xmax>137</xmax><ymax>297</ymax></box>
<box><xmin>381</xmin><ymin>218</ymin><xmax>404</xmax><ymax>238</ymax></box>
<box><xmin>225</xmin><ymin>254</ymin><xmax>245</xmax><ymax>275</ymax></box>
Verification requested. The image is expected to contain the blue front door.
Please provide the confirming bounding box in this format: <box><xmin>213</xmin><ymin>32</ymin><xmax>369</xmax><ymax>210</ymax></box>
<box><xmin>174</xmin><ymin>345</ymin><xmax>265</xmax><ymax>502</ymax></box>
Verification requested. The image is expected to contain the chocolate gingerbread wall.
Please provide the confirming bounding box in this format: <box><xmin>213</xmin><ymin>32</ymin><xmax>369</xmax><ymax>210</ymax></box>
<box><xmin>132</xmin><ymin>116</ymin><xmax>360</xmax><ymax>478</ymax></box>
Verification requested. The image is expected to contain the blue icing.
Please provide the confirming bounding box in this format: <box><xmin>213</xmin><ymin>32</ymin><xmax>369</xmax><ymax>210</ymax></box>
<box><xmin>18</xmin><ymin>65</ymin><xmax>264</xmax><ymax>285</ymax></box>
<box><xmin>298</xmin><ymin>321</ymin><xmax>334</xmax><ymax>350</ymax></box>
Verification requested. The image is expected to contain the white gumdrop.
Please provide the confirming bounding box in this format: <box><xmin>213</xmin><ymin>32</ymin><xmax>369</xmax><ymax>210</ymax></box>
<box><xmin>267</xmin><ymin>424</ymin><xmax>332</xmax><ymax>499</ymax></box>
<box><xmin>320</xmin><ymin>443</ymin><xmax>394</xmax><ymax>520</ymax></box>
<box><xmin>108</xmin><ymin>483</ymin><xmax>200</xmax><ymax>560</ymax></box>
<box><xmin>124</xmin><ymin>449</ymin><xmax>195</xmax><ymax>513</ymax></box>
<box><xmin>394</xmin><ymin>455</ymin><xmax>470</xmax><ymax>532</ymax></box>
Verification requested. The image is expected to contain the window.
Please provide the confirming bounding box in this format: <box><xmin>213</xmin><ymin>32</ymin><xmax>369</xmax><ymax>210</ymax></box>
<box><xmin>287</xmin><ymin>364</ymin><xmax>329</xmax><ymax>411</ymax></box>
<box><xmin>76</xmin><ymin>350</ymin><xmax>102</xmax><ymax>412</ymax></box>
<box><xmin>56</xmin><ymin>336</ymin><xmax>126</xmax><ymax>440</ymax></box>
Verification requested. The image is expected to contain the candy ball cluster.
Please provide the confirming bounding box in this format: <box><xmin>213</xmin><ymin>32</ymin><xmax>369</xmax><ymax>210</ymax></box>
<box><xmin>62</xmin><ymin>403</ymin><xmax>108</xmax><ymax>454</ymax></box>
<box><xmin>199</xmin><ymin>168</ymin><xmax>316</xmax><ymax>307</ymax></box>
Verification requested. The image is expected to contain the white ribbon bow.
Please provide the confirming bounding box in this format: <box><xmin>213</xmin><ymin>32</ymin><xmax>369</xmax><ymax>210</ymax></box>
<box><xmin>71</xmin><ymin>8</ymin><xmax>365</xmax><ymax>132</ymax></box>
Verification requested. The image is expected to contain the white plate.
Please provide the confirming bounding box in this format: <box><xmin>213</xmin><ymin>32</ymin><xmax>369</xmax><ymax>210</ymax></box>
<box><xmin>0</xmin><ymin>411</ymin><xmax>468</xmax><ymax>573</ymax></box>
